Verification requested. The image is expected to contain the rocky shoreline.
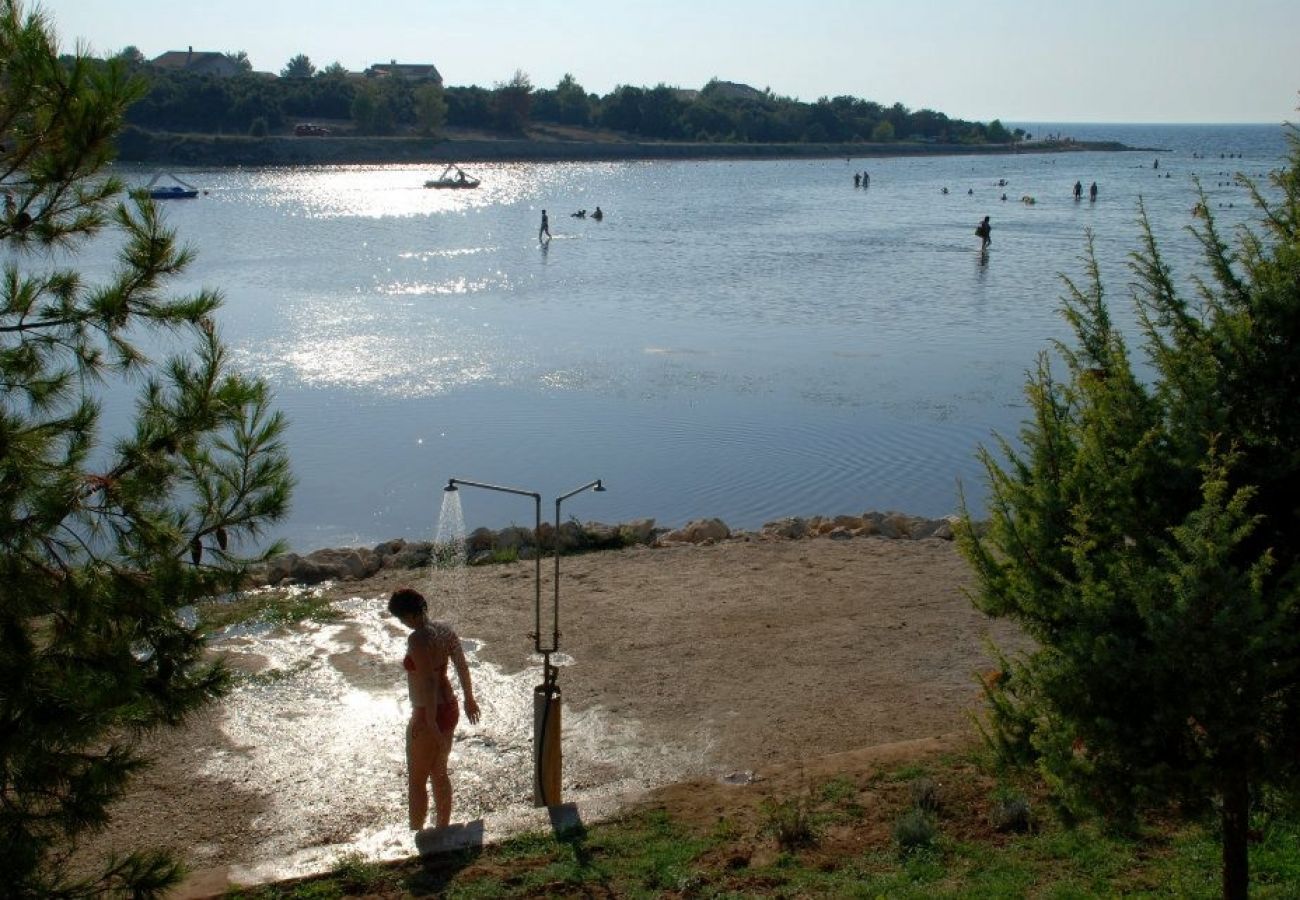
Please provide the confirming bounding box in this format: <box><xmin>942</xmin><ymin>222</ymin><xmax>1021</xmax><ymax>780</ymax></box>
<box><xmin>115</xmin><ymin>129</ymin><xmax>1132</xmax><ymax>168</ymax></box>
<box><xmin>248</xmin><ymin>510</ymin><xmax>964</xmax><ymax>587</ymax></box>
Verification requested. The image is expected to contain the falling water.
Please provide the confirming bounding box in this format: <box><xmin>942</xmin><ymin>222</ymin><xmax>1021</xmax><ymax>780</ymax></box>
<box><xmin>428</xmin><ymin>487</ymin><xmax>469</xmax><ymax>625</ymax></box>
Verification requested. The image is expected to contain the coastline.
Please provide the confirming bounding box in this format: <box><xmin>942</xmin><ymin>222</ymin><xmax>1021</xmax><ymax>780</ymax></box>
<box><xmin>114</xmin><ymin>129</ymin><xmax>1135</xmax><ymax>168</ymax></box>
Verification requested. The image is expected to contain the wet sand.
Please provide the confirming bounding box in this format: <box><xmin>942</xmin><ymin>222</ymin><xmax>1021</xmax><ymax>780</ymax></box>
<box><xmin>77</xmin><ymin>535</ymin><xmax>1022</xmax><ymax>892</ymax></box>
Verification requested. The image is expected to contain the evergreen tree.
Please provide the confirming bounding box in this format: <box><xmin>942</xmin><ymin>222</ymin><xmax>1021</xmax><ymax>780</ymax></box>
<box><xmin>413</xmin><ymin>82</ymin><xmax>448</xmax><ymax>137</ymax></box>
<box><xmin>959</xmin><ymin>126</ymin><xmax>1300</xmax><ymax>900</ymax></box>
<box><xmin>1</xmin><ymin>2</ymin><xmax>293</xmax><ymax>895</ymax></box>
<box><xmin>553</xmin><ymin>73</ymin><xmax>592</xmax><ymax>126</ymax></box>
<box><xmin>280</xmin><ymin>52</ymin><xmax>315</xmax><ymax>79</ymax></box>
<box><xmin>492</xmin><ymin>69</ymin><xmax>532</xmax><ymax>134</ymax></box>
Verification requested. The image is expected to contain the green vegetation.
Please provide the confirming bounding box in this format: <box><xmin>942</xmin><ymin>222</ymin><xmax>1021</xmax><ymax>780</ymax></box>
<box><xmin>195</xmin><ymin>588</ymin><xmax>341</xmax><ymax>634</ymax></box>
<box><xmin>1</xmin><ymin>1</ymin><xmax>293</xmax><ymax>895</ymax></box>
<box><xmin>92</xmin><ymin>44</ymin><xmax>1018</xmax><ymax>145</ymax></box>
<box><xmin>958</xmin><ymin>124</ymin><xmax>1300</xmax><ymax>899</ymax></box>
<box><xmin>219</xmin><ymin>749</ymin><xmax>1300</xmax><ymax>898</ymax></box>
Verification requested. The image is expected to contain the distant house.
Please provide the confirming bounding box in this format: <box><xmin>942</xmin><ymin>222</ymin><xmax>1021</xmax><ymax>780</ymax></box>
<box><xmin>702</xmin><ymin>80</ymin><xmax>766</xmax><ymax>102</ymax></box>
<box><xmin>150</xmin><ymin>47</ymin><xmax>243</xmax><ymax>78</ymax></box>
<box><xmin>364</xmin><ymin>60</ymin><xmax>442</xmax><ymax>83</ymax></box>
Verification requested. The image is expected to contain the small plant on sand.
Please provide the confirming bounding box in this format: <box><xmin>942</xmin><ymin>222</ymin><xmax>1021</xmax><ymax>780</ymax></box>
<box><xmin>989</xmin><ymin>788</ymin><xmax>1034</xmax><ymax>834</ymax></box>
<box><xmin>329</xmin><ymin>851</ymin><xmax>389</xmax><ymax>893</ymax></box>
<box><xmin>819</xmin><ymin>775</ymin><xmax>857</xmax><ymax>804</ymax></box>
<box><xmin>761</xmin><ymin>790</ymin><xmax>819</xmax><ymax>851</ymax></box>
<box><xmin>910</xmin><ymin>776</ymin><xmax>942</xmax><ymax>814</ymax></box>
<box><xmin>893</xmin><ymin>807</ymin><xmax>938</xmax><ymax>855</ymax></box>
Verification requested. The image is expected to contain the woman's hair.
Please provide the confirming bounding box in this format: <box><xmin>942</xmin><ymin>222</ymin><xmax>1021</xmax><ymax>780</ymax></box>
<box><xmin>388</xmin><ymin>587</ymin><xmax>428</xmax><ymax>618</ymax></box>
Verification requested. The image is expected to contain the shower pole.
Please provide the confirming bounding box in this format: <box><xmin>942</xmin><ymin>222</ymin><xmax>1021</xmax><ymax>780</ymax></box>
<box><xmin>444</xmin><ymin>477</ymin><xmax>605</xmax><ymax>807</ymax></box>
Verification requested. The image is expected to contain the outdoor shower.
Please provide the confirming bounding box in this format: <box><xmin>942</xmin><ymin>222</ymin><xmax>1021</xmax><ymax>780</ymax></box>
<box><xmin>443</xmin><ymin>476</ymin><xmax>606</xmax><ymax>807</ymax></box>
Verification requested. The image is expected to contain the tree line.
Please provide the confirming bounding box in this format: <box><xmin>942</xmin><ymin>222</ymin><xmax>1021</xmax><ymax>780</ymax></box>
<box><xmin>97</xmin><ymin>50</ymin><xmax>1022</xmax><ymax>144</ymax></box>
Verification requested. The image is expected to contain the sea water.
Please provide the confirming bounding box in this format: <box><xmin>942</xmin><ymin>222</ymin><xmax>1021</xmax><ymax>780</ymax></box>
<box><xmin>43</xmin><ymin>123</ymin><xmax>1292</xmax><ymax>549</ymax></box>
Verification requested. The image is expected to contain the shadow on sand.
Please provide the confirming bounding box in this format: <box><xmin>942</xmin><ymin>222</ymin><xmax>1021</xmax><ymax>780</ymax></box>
<box><xmin>407</xmin><ymin>804</ymin><xmax>598</xmax><ymax>894</ymax></box>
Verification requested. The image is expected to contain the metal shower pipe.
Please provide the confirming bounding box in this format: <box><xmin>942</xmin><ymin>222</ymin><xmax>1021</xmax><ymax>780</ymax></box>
<box><xmin>444</xmin><ymin>476</ymin><xmax>605</xmax><ymax>807</ymax></box>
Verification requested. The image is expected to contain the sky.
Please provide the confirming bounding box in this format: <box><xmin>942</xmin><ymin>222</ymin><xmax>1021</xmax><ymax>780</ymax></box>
<box><xmin>37</xmin><ymin>0</ymin><xmax>1300</xmax><ymax>124</ymax></box>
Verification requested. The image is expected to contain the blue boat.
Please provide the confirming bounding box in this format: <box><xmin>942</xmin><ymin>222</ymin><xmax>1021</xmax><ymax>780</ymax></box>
<box><xmin>142</xmin><ymin>173</ymin><xmax>202</xmax><ymax>199</ymax></box>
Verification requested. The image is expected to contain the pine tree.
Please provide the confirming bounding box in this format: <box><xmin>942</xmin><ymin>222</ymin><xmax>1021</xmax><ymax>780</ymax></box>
<box><xmin>1</xmin><ymin>2</ymin><xmax>293</xmax><ymax>895</ymax></box>
<box><xmin>959</xmin><ymin>124</ymin><xmax>1300</xmax><ymax>900</ymax></box>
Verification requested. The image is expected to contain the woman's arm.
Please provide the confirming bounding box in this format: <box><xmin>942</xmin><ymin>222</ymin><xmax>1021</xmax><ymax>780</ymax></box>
<box><xmin>450</xmin><ymin>634</ymin><xmax>481</xmax><ymax>724</ymax></box>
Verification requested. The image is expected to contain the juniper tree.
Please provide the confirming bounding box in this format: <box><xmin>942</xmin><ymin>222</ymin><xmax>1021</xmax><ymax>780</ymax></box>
<box><xmin>1</xmin><ymin>2</ymin><xmax>293</xmax><ymax>896</ymax></box>
<box><xmin>959</xmin><ymin>124</ymin><xmax>1300</xmax><ymax>900</ymax></box>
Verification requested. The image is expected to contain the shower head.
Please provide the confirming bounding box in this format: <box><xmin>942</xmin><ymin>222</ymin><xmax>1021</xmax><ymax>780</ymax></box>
<box><xmin>593</xmin><ymin>480</ymin><xmax>606</xmax><ymax>492</ymax></box>
<box><xmin>444</xmin><ymin>480</ymin><xmax>458</xmax><ymax>492</ymax></box>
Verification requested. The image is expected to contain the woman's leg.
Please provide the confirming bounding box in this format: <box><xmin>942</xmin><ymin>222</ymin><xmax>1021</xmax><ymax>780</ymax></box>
<box><xmin>430</xmin><ymin>730</ymin><xmax>454</xmax><ymax>828</ymax></box>
<box><xmin>406</xmin><ymin>715</ymin><xmax>436</xmax><ymax>830</ymax></box>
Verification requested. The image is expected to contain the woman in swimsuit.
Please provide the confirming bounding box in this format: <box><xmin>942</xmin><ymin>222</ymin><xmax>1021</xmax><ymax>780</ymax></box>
<box><xmin>389</xmin><ymin>587</ymin><xmax>480</xmax><ymax>831</ymax></box>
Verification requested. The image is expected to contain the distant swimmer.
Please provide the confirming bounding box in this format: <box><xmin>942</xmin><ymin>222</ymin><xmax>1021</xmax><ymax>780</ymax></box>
<box><xmin>975</xmin><ymin>215</ymin><xmax>992</xmax><ymax>251</ymax></box>
<box><xmin>592</xmin><ymin>206</ymin><xmax>604</xmax><ymax>221</ymax></box>
<box><xmin>539</xmin><ymin>209</ymin><xmax>550</xmax><ymax>241</ymax></box>
<box><xmin>942</xmin><ymin>187</ymin><xmax>949</xmax><ymax>195</ymax></box>
<box><xmin>863</xmin><ymin>171</ymin><xmax>870</xmax><ymax>186</ymax></box>
<box><xmin>854</xmin><ymin>173</ymin><xmax>861</xmax><ymax>187</ymax></box>
<box><xmin>1089</xmin><ymin>181</ymin><xmax>1098</xmax><ymax>201</ymax></box>
<box><xmin>1154</xmin><ymin>158</ymin><xmax>1159</xmax><ymax>170</ymax></box>
<box><xmin>1073</xmin><ymin>180</ymin><xmax>1083</xmax><ymax>200</ymax></box>
<box><xmin>571</xmin><ymin>209</ymin><xmax>586</xmax><ymax>218</ymax></box>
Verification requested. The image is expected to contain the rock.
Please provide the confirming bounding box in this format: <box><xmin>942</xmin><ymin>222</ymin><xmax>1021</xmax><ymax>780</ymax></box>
<box><xmin>372</xmin><ymin>538</ymin><xmax>405</xmax><ymax>560</ymax></box>
<box><xmin>930</xmin><ymin>517</ymin><xmax>958</xmax><ymax>540</ymax></box>
<box><xmin>883</xmin><ymin>512</ymin><xmax>913</xmax><ymax>538</ymax></box>
<box><xmin>583</xmin><ymin>521</ymin><xmax>621</xmax><ymax>546</ymax></box>
<box><xmin>828</xmin><ymin>527</ymin><xmax>854</xmax><ymax>541</ymax></box>
<box><xmin>618</xmin><ymin>518</ymin><xmax>657</xmax><ymax>545</ymax></box>
<box><xmin>833</xmin><ymin>515</ymin><xmax>864</xmax><ymax>530</ymax></box>
<box><xmin>466</xmin><ymin>527</ymin><xmax>495</xmax><ymax>554</ymax></box>
<box><xmin>304</xmin><ymin>547</ymin><xmax>380</xmax><ymax>580</ymax></box>
<box><xmin>663</xmin><ymin>518</ymin><xmax>730</xmax><ymax>544</ymax></box>
<box><xmin>495</xmin><ymin>525</ymin><xmax>535</xmax><ymax>554</ymax></box>
<box><xmin>909</xmin><ymin>518</ymin><xmax>940</xmax><ymax>540</ymax></box>
<box><xmin>384</xmin><ymin>541</ymin><xmax>432</xmax><ymax>569</ymax></box>
<box><xmin>557</xmin><ymin>520</ymin><xmax>585</xmax><ymax>552</ymax></box>
<box><xmin>248</xmin><ymin>552</ymin><xmax>299</xmax><ymax>586</ymax></box>
<box><xmin>761</xmin><ymin>517</ymin><xmax>809</xmax><ymax>540</ymax></box>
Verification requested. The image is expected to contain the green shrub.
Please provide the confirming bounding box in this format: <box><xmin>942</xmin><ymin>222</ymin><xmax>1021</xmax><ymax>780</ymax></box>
<box><xmin>910</xmin><ymin>776</ymin><xmax>942</xmax><ymax>813</ymax></box>
<box><xmin>989</xmin><ymin>791</ymin><xmax>1034</xmax><ymax>834</ymax></box>
<box><xmin>761</xmin><ymin>794</ymin><xmax>818</xmax><ymax>851</ymax></box>
<box><xmin>893</xmin><ymin>808</ymin><xmax>937</xmax><ymax>855</ymax></box>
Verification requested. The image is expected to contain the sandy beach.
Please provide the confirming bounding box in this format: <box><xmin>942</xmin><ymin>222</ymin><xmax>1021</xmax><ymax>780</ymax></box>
<box><xmin>76</xmin><ymin>532</ymin><xmax>1025</xmax><ymax>893</ymax></box>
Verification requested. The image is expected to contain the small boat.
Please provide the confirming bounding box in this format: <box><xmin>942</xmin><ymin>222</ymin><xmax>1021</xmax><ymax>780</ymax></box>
<box><xmin>424</xmin><ymin>164</ymin><xmax>480</xmax><ymax>190</ymax></box>
<box><xmin>142</xmin><ymin>172</ymin><xmax>201</xmax><ymax>199</ymax></box>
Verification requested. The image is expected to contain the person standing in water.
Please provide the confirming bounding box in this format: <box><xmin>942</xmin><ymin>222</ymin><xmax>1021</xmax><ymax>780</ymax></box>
<box><xmin>1089</xmin><ymin>181</ymin><xmax>1098</xmax><ymax>202</ymax></box>
<box><xmin>539</xmin><ymin>209</ymin><xmax>550</xmax><ymax>241</ymax></box>
<box><xmin>976</xmin><ymin>215</ymin><xmax>992</xmax><ymax>251</ymax></box>
<box><xmin>390</xmin><ymin>587</ymin><xmax>480</xmax><ymax>832</ymax></box>
<box><xmin>1073</xmin><ymin>180</ymin><xmax>1083</xmax><ymax>200</ymax></box>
